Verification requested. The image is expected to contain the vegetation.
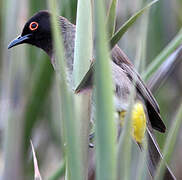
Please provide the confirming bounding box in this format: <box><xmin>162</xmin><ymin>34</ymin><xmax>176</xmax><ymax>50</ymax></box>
<box><xmin>0</xmin><ymin>0</ymin><xmax>182</xmax><ymax>179</ymax></box>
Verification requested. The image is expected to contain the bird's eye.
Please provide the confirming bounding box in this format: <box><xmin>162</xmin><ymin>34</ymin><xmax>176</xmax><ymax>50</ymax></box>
<box><xmin>29</xmin><ymin>22</ymin><xmax>39</xmax><ymax>31</ymax></box>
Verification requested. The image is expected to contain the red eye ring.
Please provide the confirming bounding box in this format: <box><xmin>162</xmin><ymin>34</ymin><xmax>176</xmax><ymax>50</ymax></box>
<box><xmin>29</xmin><ymin>22</ymin><xmax>39</xmax><ymax>31</ymax></box>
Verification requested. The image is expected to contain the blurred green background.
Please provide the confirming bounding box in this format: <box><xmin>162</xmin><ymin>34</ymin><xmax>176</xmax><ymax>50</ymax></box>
<box><xmin>0</xmin><ymin>0</ymin><xmax>182</xmax><ymax>179</ymax></box>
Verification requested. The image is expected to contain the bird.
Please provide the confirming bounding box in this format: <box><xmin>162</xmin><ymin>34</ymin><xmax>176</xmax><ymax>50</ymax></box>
<box><xmin>8</xmin><ymin>10</ymin><xmax>176</xmax><ymax>179</ymax></box>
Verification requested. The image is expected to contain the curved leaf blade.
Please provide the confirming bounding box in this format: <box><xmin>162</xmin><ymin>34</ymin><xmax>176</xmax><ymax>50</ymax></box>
<box><xmin>106</xmin><ymin>0</ymin><xmax>118</xmax><ymax>38</ymax></box>
<box><xmin>143</xmin><ymin>29</ymin><xmax>182</xmax><ymax>81</ymax></box>
<box><xmin>94</xmin><ymin>0</ymin><xmax>117</xmax><ymax>179</ymax></box>
<box><xmin>110</xmin><ymin>0</ymin><xmax>159</xmax><ymax>48</ymax></box>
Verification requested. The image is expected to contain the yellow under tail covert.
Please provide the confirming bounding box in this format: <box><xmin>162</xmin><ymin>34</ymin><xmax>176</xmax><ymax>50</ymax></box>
<box><xmin>119</xmin><ymin>102</ymin><xmax>146</xmax><ymax>143</ymax></box>
<box><xmin>132</xmin><ymin>102</ymin><xmax>146</xmax><ymax>143</ymax></box>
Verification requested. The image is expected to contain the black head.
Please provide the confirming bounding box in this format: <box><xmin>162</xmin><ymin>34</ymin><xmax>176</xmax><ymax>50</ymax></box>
<box><xmin>8</xmin><ymin>10</ymin><xmax>53</xmax><ymax>55</ymax></box>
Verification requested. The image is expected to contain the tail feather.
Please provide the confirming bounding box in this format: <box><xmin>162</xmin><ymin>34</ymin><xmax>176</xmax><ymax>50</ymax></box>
<box><xmin>87</xmin><ymin>128</ymin><xmax>176</xmax><ymax>180</ymax></box>
<box><xmin>146</xmin><ymin>101</ymin><xmax>166</xmax><ymax>133</ymax></box>
<box><xmin>147</xmin><ymin>127</ymin><xmax>176</xmax><ymax>179</ymax></box>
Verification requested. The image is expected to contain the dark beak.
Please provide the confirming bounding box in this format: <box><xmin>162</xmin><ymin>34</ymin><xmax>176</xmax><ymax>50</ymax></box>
<box><xmin>8</xmin><ymin>34</ymin><xmax>32</xmax><ymax>49</ymax></box>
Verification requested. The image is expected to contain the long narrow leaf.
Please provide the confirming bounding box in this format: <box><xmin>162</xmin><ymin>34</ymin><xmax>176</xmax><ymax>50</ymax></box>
<box><xmin>75</xmin><ymin>62</ymin><xmax>94</xmax><ymax>93</ymax></box>
<box><xmin>73</xmin><ymin>0</ymin><xmax>93</xmax><ymax>179</ymax></box>
<box><xmin>30</xmin><ymin>140</ymin><xmax>42</xmax><ymax>180</ymax></box>
<box><xmin>147</xmin><ymin>45</ymin><xmax>182</xmax><ymax>92</ymax></box>
<box><xmin>155</xmin><ymin>103</ymin><xmax>182</xmax><ymax>180</ymax></box>
<box><xmin>61</xmin><ymin>0</ymin><xmax>77</xmax><ymax>23</ymax></box>
<box><xmin>48</xmin><ymin>161</ymin><xmax>66</xmax><ymax>180</ymax></box>
<box><xmin>24</xmin><ymin>57</ymin><xmax>54</xmax><ymax>149</ymax></box>
<box><xmin>117</xmin><ymin>89</ymin><xmax>134</xmax><ymax>180</ymax></box>
<box><xmin>2</xmin><ymin>0</ymin><xmax>25</xmax><ymax>179</ymax></box>
<box><xmin>73</xmin><ymin>0</ymin><xmax>92</xmax><ymax>88</ymax></box>
<box><xmin>106</xmin><ymin>0</ymin><xmax>118</xmax><ymax>38</ymax></box>
<box><xmin>143</xmin><ymin>29</ymin><xmax>182</xmax><ymax>81</ymax></box>
<box><xmin>110</xmin><ymin>0</ymin><xmax>159</xmax><ymax>48</ymax></box>
<box><xmin>48</xmin><ymin>1</ymin><xmax>82</xmax><ymax>180</ymax></box>
<box><xmin>94</xmin><ymin>0</ymin><xmax>117</xmax><ymax>180</ymax></box>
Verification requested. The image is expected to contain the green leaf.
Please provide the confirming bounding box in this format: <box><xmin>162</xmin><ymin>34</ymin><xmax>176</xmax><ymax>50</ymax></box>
<box><xmin>142</xmin><ymin>29</ymin><xmax>182</xmax><ymax>81</ymax></box>
<box><xmin>75</xmin><ymin>62</ymin><xmax>94</xmax><ymax>93</ymax></box>
<box><xmin>48</xmin><ymin>0</ymin><xmax>82</xmax><ymax>180</ymax></box>
<box><xmin>154</xmin><ymin>103</ymin><xmax>182</xmax><ymax>180</ymax></box>
<box><xmin>24</xmin><ymin>57</ymin><xmax>54</xmax><ymax>149</ymax></box>
<box><xmin>48</xmin><ymin>161</ymin><xmax>66</xmax><ymax>180</ymax></box>
<box><xmin>60</xmin><ymin>0</ymin><xmax>77</xmax><ymax>23</ymax></box>
<box><xmin>106</xmin><ymin>0</ymin><xmax>118</xmax><ymax>38</ymax></box>
<box><xmin>146</xmin><ymin>45</ymin><xmax>182</xmax><ymax>92</ymax></box>
<box><xmin>73</xmin><ymin>1</ymin><xmax>93</xmax><ymax>179</ymax></box>
<box><xmin>73</xmin><ymin>0</ymin><xmax>93</xmax><ymax>89</ymax></box>
<box><xmin>117</xmin><ymin>89</ymin><xmax>134</xmax><ymax>180</ymax></box>
<box><xmin>110</xmin><ymin>0</ymin><xmax>159</xmax><ymax>49</ymax></box>
<box><xmin>94</xmin><ymin>0</ymin><xmax>117</xmax><ymax>180</ymax></box>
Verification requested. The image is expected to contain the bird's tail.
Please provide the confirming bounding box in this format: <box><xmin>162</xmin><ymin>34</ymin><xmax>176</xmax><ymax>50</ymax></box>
<box><xmin>146</xmin><ymin>127</ymin><xmax>176</xmax><ymax>179</ymax></box>
<box><xmin>87</xmin><ymin>128</ymin><xmax>176</xmax><ymax>180</ymax></box>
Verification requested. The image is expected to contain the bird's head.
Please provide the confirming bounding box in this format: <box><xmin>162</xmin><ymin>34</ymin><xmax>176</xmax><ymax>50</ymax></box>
<box><xmin>8</xmin><ymin>10</ymin><xmax>53</xmax><ymax>55</ymax></box>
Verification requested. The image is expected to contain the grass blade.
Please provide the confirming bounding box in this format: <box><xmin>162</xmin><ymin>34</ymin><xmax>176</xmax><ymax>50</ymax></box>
<box><xmin>154</xmin><ymin>103</ymin><xmax>182</xmax><ymax>180</ymax></box>
<box><xmin>142</xmin><ymin>29</ymin><xmax>182</xmax><ymax>81</ymax></box>
<box><xmin>110</xmin><ymin>0</ymin><xmax>159</xmax><ymax>48</ymax></box>
<box><xmin>24</xmin><ymin>58</ymin><xmax>54</xmax><ymax>149</ymax></box>
<box><xmin>106</xmin><ymin>0</ymin><xmax>118</xmax><ymax>38</ymax></box>
<box><xmin>94</xmin><ymin>0</ymin><xmax>117</xmax><ymax>179</ymax></box>
<box><xmin>117</xmin><ymin>90</ymin><xmax>134</xmax><ymax>180</ymax></box>
<box><xmin>1</xmin><ymin>0</ymin><xmax>25</xmax><ymax>179</ymax></box>
<box><xmin>48</xmin><ymin>161</ymin><xmax>66</xmax><ymax>180</ymax></box>
<box><xmin>30</xmin><ymin>140</ymin><xmax>42</xmax><ymax>180</ymax></box>
<box><xmin>60</xmin><ymin>0</ymin><xmax>77</xmax><ymax>23</ymax></box>
<box><xmin>48</xmin><ymin>0</ymin><xmax>82</xmax><ymax>180</ymax></box>
<box><xmin>73</xmin><ymin>0</ymin><xmax>93</xmax><ymax>179</ymax></box>
<box><xmin>147</xmin><ymin>45</ymin><xmax>182</xmax><ymax>92</ymax></box>
<box><xmin>75</xmin><ymin>62</ymin><xmax>94</xmax><ymax>93</ymax></box>
<box><xmin>73</xmin><ymin>0</ymin><xmax>92</xmax><ymax>88</ymax></box>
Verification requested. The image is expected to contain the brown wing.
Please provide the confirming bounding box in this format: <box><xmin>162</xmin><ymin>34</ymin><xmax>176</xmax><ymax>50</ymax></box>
<box><xmin>111</xmin><ymin>45</ymin><xmax>166</xmax><ymax>133</ymax></box>
<box><xmin>76</xmin><ymin>45</ymin><xmax>166</xmax><ymax>132</ymax></box>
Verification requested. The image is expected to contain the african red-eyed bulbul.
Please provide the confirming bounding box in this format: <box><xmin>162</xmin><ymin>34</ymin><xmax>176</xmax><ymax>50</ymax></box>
<box><xmin>8</xmin><ymin>10</ymin><xmax>176</xmax><ymax>179</ymax></box>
